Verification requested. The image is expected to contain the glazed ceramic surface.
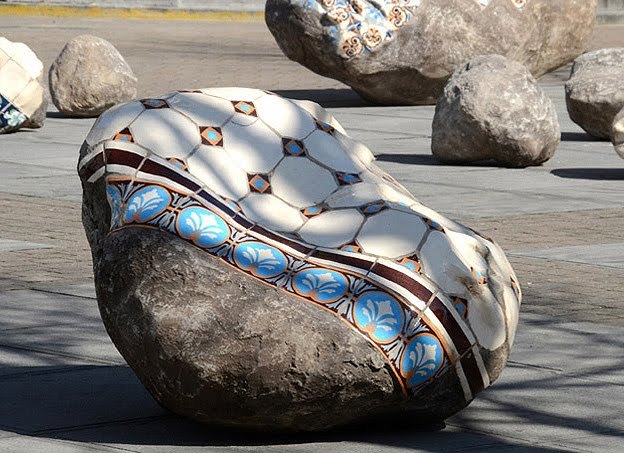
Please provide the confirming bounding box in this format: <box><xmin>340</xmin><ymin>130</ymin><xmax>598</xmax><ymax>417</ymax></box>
<box><xmin>79</xmin><ymin>88</ymin><xmax>521</xmax><ymax>400</ymax></box>
<box><xmin>0</xmin><ymin>37</ymin><xmax>45</xmax><ymax>133</ymax></box>
<box><xmin>300</xmin><ymin>0</ymin><xmax>526</xmax><ymax>59</ymax></box>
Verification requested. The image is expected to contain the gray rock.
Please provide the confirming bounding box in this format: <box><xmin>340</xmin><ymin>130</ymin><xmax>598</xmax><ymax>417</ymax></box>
<box><xmin>49</xmin><ymin>35</ymin><xmax>137</xmax><ymax>117</ymax></box>
<box><xmin>565</xmin><ymin>48</ymin><xmax>624</xmax><ymax>140</ymax></box>
<box><xmin>431</xmin><ymin>55</ymin><xmax>560</xmax><ymax>168</ymax></box>
<box><xmin>612</xmin><ymin>107</ymin><xmax>624</xmax><ymax>159</ymax></box>
<box><xmin>265</xmin><ymin>0</ymin><xmax>597</xmax><ymax>105</ymax></box>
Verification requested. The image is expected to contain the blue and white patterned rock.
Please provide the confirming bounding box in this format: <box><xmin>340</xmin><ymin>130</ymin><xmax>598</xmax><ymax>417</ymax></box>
<box><xmin>265</xmin><ymin>0</ymin><xmax>597</xmax><ymax>105</ymax></box>
<box><xmin>0</xmin><ymin>37</ymin><xmax>47</xmax><ymax>133</ymax></box>
<box><xmin>79</xmin><ymin>88</ymin><xmax>521</xmax><ymax>430</ymax></box>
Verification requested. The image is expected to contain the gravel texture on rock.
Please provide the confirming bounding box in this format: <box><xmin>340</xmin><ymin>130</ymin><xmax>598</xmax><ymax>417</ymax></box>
<box><xmin>432</xmin><ymin>55</ymin><xmax>560</xmax><ymax>168</ymax></box>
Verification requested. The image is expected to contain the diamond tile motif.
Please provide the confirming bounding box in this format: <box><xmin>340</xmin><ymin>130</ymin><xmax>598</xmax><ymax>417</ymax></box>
<box><xmin>302</xmin><ymin>205</ymin><xmax>324</xmax><ymax>218</ymax></box>
<box><xmin>141</xmin><ymin>98</ymin><xmax>169</xmax><ymax>109</ymax></box>
<box><xmin>200</xmin><ymin>126</ymin><xmax>224</xmax><ymax>146</ymax></box>
<box><xmin>232</xmin><ymin>100</ymin><xmax>257</xmax><ymax>116</ymax></box>
<box><xmin>282</xmin><ymin>138</ymin><xmax>306</xmax><ymax>156</ymax></box>
<box><xmin>336</xmin><ymin>172</ymin><xmax>362</xmax><ymax>186</ymax></box>
<box><xmin>113</xmin><ymin>128</ymin><xmax>134</xmax><ymax>142</ymax></box>
<box><xmin>248</xmin><ymin>174</ymin><xmax>272</xmax><ymax>194</ymax></box>
<box><xmin>399</xmin><ymin>255</ymin><xmax>421</xmax><ymax>273</ymax></box>
<box><xmin>359</xmin><ymin>201</ymin><xmax>387</xmax><ymax>217</ymax></box>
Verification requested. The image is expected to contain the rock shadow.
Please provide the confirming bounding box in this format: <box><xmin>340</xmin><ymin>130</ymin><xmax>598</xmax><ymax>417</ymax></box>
<box><xmin>273</xmin><ymin>88</ymin><xmax>370</xmax><ymax>108</ymax></box>
<box><xmin>551</xmin><ymin>168</ymin><xmax>624</xmax><ymax>180</ymax></box>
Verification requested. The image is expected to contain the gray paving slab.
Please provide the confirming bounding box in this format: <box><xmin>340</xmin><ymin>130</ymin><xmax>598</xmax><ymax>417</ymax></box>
<box><xmin>511</xmin><ymin>314</ymin><xmax>624</xmax><ymax>386</ymax></box>
<box><xmin>0</xmin><ymin>366</ymin><xmax>166</xmax><ymax>433</ymax></box>
<box><xmin>512</xmin><ymin>243</ymin><xmax>624</xmax><ymax>269</ymax></box>
<box><xmin>447</xmin><ymin>362</ymin><xmax>624</xmax><ymax>449</ymax></box>
<box><xmin>0</xmin><ymin>345</ymin><xmax>98</xmax><ymax>377</ymax></box>
<box><xmin>0</xmin><ymin>322</ymin><xmax>125</xmax><ymax>364</ymax></box>
<box><xmin>32</xmin><ymin>281</ymin><xmax>97</xmax><ymax>299</ymax></box>
<box><xmin>0</xmin><ymin>434</ymin><xmax>131</xmax><ymax>452</ymax></box>
<box><xmin>0</xmin><ymin>239</ymin><xmax>52</xmax><ymax>252</ymax></box>
<box><xmin>0</xmin><ymin>289</ymin><xmax>101</xmax><ymax>331</ymax></box>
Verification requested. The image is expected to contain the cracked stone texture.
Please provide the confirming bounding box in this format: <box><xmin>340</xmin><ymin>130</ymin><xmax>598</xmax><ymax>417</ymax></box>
<box><xmin>565</xmin><ymin>47</ymin><xmax>624</xmax><ymax>139</ymax></box>
<box><xmin>49</xmin><ymin>35</ymin><xmax>137</xmax><ymax>118</ymax></box>
<box><xmin>432</xmin><ymin>55</ymin><xmax>560</xmax><ymax>167</ymax></box>
<box><xmin>265</xmin><ymin>0</ymin><xmax>597</xmax><ymax>105</ymax></box>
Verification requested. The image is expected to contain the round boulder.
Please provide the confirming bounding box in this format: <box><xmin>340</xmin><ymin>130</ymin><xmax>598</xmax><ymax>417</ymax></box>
<box><xmin>49</xmin><ymin>35</ymin><xmax>137</xmax><ymax>117</ymax></box>
<box><xmin>432</xmin><ymin>55</ymin><xmax>560</xmax><ymax>167</ymax></box>
<box><xmin>79</xmin><ymin>88</ymin><xmax>521</xmax><ymax>431</ymax></box>
<box><xmin>612</xmin><ymin>108</ymin><xmax>624</xmax><ymax>159</ymax></box>
<box><xmin>265</xmin><ymin>0</ymin><xmax>597</xmax><ymax>105</ymax></box>
<box><xmin>0</xmin><ymin>37</ymin><xmax>47</xmax><ymax>133</ymax></box>
<box><xmin>565</xmin><ymin>48</ymin><xmax>624</xmax><ymax>140</ymax></box>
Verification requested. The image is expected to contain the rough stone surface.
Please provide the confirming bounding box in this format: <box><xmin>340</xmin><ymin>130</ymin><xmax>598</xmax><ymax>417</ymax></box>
<box><xmin>79</xmin><ymin>89</ymin><xmax>520</xmax><ymax>431</ymax></box>
<box><xmin>431</xmin><ymin>55</ymin><xmax>561</xmax><ymax>168</ymax></box>
<box><xmin>0</xmin><ymin>37</ymin><xmax>47</xmax><ymax>133</ymax></box>
<box><xmin>49</xmin><ymin>35</ymin><xmax>137</xmax><ymax>117</ymax></box>
<box><xmin>565</xmin><ymin>47</ymin><xmax>624</xmax><ymax>139</ymax></box>
<box><xmin>265</xmin><ymin>0</ymin><xmax>597</xmax><ymax>105</ymax></box>
<box><xmin>612</xmin><ymin>107</ymin><xmax>624</xmax><ymax>159</ymax></box>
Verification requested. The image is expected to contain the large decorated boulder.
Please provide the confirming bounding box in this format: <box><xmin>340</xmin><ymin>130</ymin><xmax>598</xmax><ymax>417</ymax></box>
<box><xmin>265</xmin><ymin>0</ymin><xmax>597</xmax><ymax>105</ymax></box>
<box><xmin>0</xmin><ymin>37</ymin><xmax>47</xmax><ymax>133</ymax></box>
<box><xmin>566</xmin><ymin>48</ymin><xmax>624</xmax><ymax>140</ymax></box>
<box><xmin>79</xmin><ymin>88</ymin><xmax>521</xmax><ymax>430</ymax></box>
<box><xmin>432</xmin><ymin>55</ymin><xmax>560</xmax><ymax>167</ymax></box>
<box><xmin>49</xmin><ymin>35</ymin><xmax>138</xmax><ymax>118</ymax></box>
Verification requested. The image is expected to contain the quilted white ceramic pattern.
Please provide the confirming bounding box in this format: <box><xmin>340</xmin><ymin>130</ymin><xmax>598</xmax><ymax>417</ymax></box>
<box><xmin>80</xmin><ymin>88</ymin><xmax>521</xmax><ymax>401</ymax></box>
<box><xmin>0</xmin><ymin>37</ymin><xmax>46</xmax><ymax>133</ymax></box>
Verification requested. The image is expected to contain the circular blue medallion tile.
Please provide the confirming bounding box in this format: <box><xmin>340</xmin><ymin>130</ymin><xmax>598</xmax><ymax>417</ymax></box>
<box><xmin>123</xmin><ymin>185</ymin><xmax>171</xmax><ymax>224</ymax></box>
<box><xmin>293</xmin><ymin>268</ymin><xmax>349</xmax><ymax>303</ymax></box>
<box><xmin>233</xmin><ymin>241</ymin><xmax>288</xmax><ymax>279</ymax></box>
<box><xmin>400</xmin><ymin>333</ymin><xmax>444</xmax><ymax>388</ymax></box>
<box><xmin>176</xmin><ymin>206</ymin><xmax>230</xmax><ymax>248</ymax></box>
<box><xmin>353</xmin><ymin>291</ymin><xmax>405</xmax><ymax>344</ymax></box>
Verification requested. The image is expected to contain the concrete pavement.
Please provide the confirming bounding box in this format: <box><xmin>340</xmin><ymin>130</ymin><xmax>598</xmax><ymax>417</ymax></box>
<box><xmin>0</xmin><ymin>15</ymin><xmax>623</xmax><ymax>453</ymax></box>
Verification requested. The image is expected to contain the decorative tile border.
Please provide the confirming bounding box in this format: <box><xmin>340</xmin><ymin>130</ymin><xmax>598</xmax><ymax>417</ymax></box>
<box><xmin>80</xmin><ymin>143</ymin><xmax>493</xmax><ymax>401</ymax></box>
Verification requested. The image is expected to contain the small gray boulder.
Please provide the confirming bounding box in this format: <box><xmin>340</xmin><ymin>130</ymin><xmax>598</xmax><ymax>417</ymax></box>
<box><xmin>49</xmin><ymin>35</ymin><xmax>137</xmax><ymax>117</ymax></box>
<box><xmin>565</xmin><ymin>48</ymin><xmax>624</xmax><ymax>140</ymax></box>
<box><xmin>432</xmin><ymin>55</ymin><xmax>560</xmax><ymax>168</ymax></box>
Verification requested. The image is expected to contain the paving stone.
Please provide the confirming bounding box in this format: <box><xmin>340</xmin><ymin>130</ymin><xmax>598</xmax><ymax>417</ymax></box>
<box><xmin>0</xmin><ymin>366</ymin><xmax>166</xmax><ymax>433</ymax></box>
<box><xmin>0</xmin><ymin>345</ymin><xmax>97</xmax><ymax>378</ymax></box>
<box><xmin>0</xmin><ymin>434</ymin><xmax>130</xmax><ymax>452</ymax></box>
<box><xmin>0</xmin><ymin>239</ymin><xmax>52</xmax><ymax>252</ymax></box>
<box><xmin>512</xmin><ymin>243</ymin><xmax>624</xmax><ymax>268</ymax></box>
<box><xmin>447</xmin><ymin>363</ymin><xmax>624</xmax><ymax>447</ymax></box>
<box><xmin>0</xmin><ymin>290</ymin><xmax>100</xmax><ymax>331</ymax></box>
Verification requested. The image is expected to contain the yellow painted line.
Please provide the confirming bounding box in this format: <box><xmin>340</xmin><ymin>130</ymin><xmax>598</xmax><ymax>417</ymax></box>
<box><xmin>0</xmin><ymin>4</ymin><xmax>263</xmax><ymax>21</ymax></box>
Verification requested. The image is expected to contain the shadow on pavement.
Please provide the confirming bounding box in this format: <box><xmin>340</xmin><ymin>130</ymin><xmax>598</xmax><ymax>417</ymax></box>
<box><xmin>551</xmin><ymin>168</ymin><xmax>624</xmax><ymax>180</ymax></box>
<box><xmin>560</xmin><ymin>132</ymin><xmax>603</xmax><ymax>142</ymax></box>
<box><xmin>0</xmin><ymin>361</ymin><xmax>566</xmax><ymax>451</ymax></box>
<box><xmin>273</xmin><ymin>88</ymin><xmax>370</xmax><ymax>108</ymax></box>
